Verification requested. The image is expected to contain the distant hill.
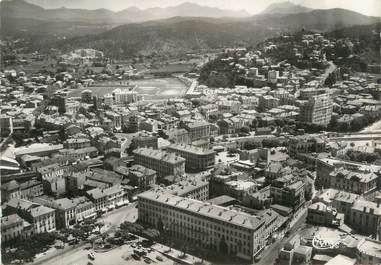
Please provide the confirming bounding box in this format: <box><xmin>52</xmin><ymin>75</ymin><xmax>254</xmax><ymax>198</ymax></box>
<box><xmin>252</xmin><ymin>8</ymin><xmax>379</xmax><ymax>32</ymax></box>
<box><xmin>260</xmin><ymin>1</ymin><xmax>312</xmax><ymax>15</ymax></box>
<box><xmin>2</xmin><ymin>0</ymin><xmax>379</xmax><ymax>60</ymax></box>
<box><xmin>327</xmin><ymin>22</ymin><xmax>381</xmax><ymax>39</ymax></box>
<box><xmin>1</xmin><ymin>17</ymin><xmax>114</xmax><ymax>37</ymax></box>
<box><xmin>144</xmin><ymin>2</ymin><xmax>250</xmax><ymax>19</ymax></box>
<box><xmin>0</xmin><ymin>0</ymin><xmax>250</xmax><ymax>24</ymax></box>
<box><xmin>52</xmin><ymin>18</ymin><xmax>276</xmax><ymax>59</ymax></box>
<box><xmin>328</xmin><ymin>23</ymin><xmax>381</xmax><ymax>65</ymax></box>
<box><xmin>50</xmin><ymin>7</ymin><xmax>379</xmax><ymax>59</ymax></box>
<box><xmin>0</xmin><ymin>0</ymin><xmax>119</xmax><ymax>23</ymax></box>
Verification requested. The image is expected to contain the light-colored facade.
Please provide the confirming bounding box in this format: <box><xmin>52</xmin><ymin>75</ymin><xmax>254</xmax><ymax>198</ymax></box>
<box><xmin>86</xmin><ymin>184</ymin><xmax>125</xmax><ymax>212</ymax></box>
<box><xmin>128</xmin><ymin>165</ymin><xmax>157</xmax><ymax>191</ymax></box>
<box><xmin>133</xmin><ymin>148</ymin><xmax>185</xmax><ymax>178</ymax></box>
<box><xmin>73</xmin><ymin>196</ymin><xmax>96</xmax><ymax>222</ymax></box>
<box><xmin>315</xmin><ymin>158</ymin><xmax>381</xmax><ymax>191</ymax></box>
<box><xmin>113</xmin><ymin>88</ymin><xmax>138</xmax><ymax>105</ymax></box>
<box><xmin>166</xmin><ymin>144</ymin><xmax>215</xmax><ymax>172</ymax></box>
<box><xmin>270</xmin><ymin>175</ymin><xmax>305</xmax><ymax>210</ymax></box>
<box><xmin>63</xmin><ymin>138</ymin><xmax>91</xmax><ymax>149</ymax></box>
<box><xmin>357</xmin><ymin>238</ymin><xmax>381</xmax><ymax>265</ymax></box>
<box><xmin>138</xmin><ymin>190</ymin><xmax>281</xmax><ymax>261</ymax></box>
<box><xmin>5</xmin><ymin>198</ymin><xmax>56</xmax><ymax>235</ymax></box>
<box><xmin>307</xmin><ymin>202</ymin><xmax>343</xmax><ymax>227</ymax></box>
<box><xmin>1</xmin><ymin>214</ymin><xmax>25</xmax><ymax>242</ymax></box>
<box><xmin>299</xmin><ymin>93</ymin><xmax>332</xmax><ymax>125</ymax></box>
<box><xmin>183</xmin><ymin>121</ymin><xmax>211</xmax><ymax>141</ymax></box>
<box><xmin>349</xmin><ymin>200</ymin><xmax>381</xmax><ymax>237</ymax></box>
<box><xmin>328</xmin><ymin>168</ymin><xmax>379</xmax><ymax>199</ymax></box>
<box><xmin>165</xmin><ymin>176</ymin><xmax>209</xmax><ymax>201</ymax></box>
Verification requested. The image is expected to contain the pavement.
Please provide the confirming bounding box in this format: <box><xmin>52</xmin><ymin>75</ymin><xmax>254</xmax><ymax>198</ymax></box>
<box><xmin>31</xmin><ymin>229</ymin><xmax>205</xmax><ymax>265</ymax></box>
<box><xmin>29</xmin><ymin>200</ymin><xmax>308</xmax><ymax>265</ymax></box>
<box><xmin>29</xmin><ymin>202</ymin><xmax>138</xmax><ymax>265</ymax></box>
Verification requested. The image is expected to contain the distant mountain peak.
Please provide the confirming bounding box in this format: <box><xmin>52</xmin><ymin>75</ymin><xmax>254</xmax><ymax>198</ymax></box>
<box><xmin>260</xmin><ymin>1</ymin><xmax>312</xmax><ymax>15</ymax></box>
<box><xmin>122</xmin><ymin>6</ymin><xmax>142</xmax><ymax>12</ymax></box>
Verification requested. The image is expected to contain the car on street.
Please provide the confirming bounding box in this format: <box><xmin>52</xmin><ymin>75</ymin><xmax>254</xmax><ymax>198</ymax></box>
<box><xmin>88</xmin><ymin>252</ymin><xmax>95</xmax><ymax>260</ymax></box>
<box><xmin>254</xmin><ymin>254</ymin><xmax>262</xmax><ymax>262</ymax></box>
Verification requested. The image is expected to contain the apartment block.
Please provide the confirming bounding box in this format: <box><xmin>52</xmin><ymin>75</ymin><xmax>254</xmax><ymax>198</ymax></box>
<box><xmin>166</xmin><ymin>144</ymin><xmax>215</xmax><ymax>172</ymax></box>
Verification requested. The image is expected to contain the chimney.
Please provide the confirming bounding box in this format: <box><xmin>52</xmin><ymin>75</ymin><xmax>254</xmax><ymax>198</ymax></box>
<box><xmin>363</xmin><ymin>207</ymin><xmax>367</xmax><ymax>213</ymax></box>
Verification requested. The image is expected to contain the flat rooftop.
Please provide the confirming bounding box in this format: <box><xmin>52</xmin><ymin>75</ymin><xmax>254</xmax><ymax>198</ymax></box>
<box><xmin>139</xmin><ymin>190</ymin><xmax>265</xmax><ymax>231</ymax></box>
<box><xmin>167</xmin><ymin>144</ymin><xmax>215</xmax><ymax>155</ymax></box>
<box><xmin>134</xmin><ymin>148</ymin><xmax>185</xmax><ymax>164</ymax></box>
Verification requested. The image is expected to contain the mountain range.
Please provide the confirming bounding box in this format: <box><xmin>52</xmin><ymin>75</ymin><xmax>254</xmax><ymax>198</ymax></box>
<box><xmin>0</xmin><ymin>0</ymin><xmax>250</xmax><ymax>24</ymax></box>
<box><xmin>1</xmin><ymin>0</ymin><xmax>379</xmax><ymax>60</ymax></box>
<box><xmin>260</xmin><ymin>1</ymin><xmax>312</xmax><ymax>15</ymax></box>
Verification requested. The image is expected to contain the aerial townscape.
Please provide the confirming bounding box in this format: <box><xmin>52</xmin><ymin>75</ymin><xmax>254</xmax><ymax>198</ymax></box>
<box><xmin>0</xmin><ymin>0</ymin><xmax>381</xmax><ymax>265</ymax></box>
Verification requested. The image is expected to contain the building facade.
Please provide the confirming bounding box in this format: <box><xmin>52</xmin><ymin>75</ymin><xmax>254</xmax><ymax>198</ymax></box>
<box><xmin>299</xmin><ymin>93</ymin><xmax>332</xmax><ymax>125</ymax></box>
<box><xmin>138</xmin><ymin>190</ymin><xmax>280</xmax><ymax>261</ymax></box>
<box><xmin>133</xmin><ymin>148</ymin><xmax>185</xmax><ymax>178</ymax></box>
<box><xmin>166</xmin><ymin>144</ymin><xmax>215</xmax><ymax>172</ymax></box>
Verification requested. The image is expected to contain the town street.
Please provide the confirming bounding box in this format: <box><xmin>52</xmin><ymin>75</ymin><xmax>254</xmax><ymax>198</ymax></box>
<box><xmin>257</xmin><ymin>208</ymin><xmax>308</xmax><ymax>265</ymax></box>
<box><xmin>31</xmin><ymin>202</ymin><xmax>138</xmax><ymax>265</ymax></box>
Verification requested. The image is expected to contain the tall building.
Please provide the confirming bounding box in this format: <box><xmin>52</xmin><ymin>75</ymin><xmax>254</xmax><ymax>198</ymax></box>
<box><xmin>80</xmin><ymin>89</ymin><xmax>92</xmax><ymax>103</ymax></box>
<box><xmin>166</xmin><ymin>144</ymin><xmax>215</xmax><ymax>172</ymax></box>
<box><xmin>51</xmin><ymin>94</ymin><xmax>66</xmax><ymax>114</ymax></box>
<box><xmin>299</xmin><ymin>93</ymin><xmax>333</xmax><ymax>126</ymax></box>
<box><xmin>182</xmin><ymin>121</ymin><xmax>211</xmax><ymax>141</ymax></box>
<box><xmin>258</xmin><ymin>95</ymin><xmax>279</xmax><ymax>112</ymax></box>
<box><xmin>133</xmin><ymin>148</ymin><xmax>185</xmax><ymax>178</ymax></box>
<box><xmin>268</xmin><ymin>70</ymin><xmax>279</xmax><ymax>84</ymax></box>
<box><xmin>103</xmin><ymin>93</ymin><xmax>113</xmax><ymax>106</ymax></box>
<box><xmin>112</xmin><ymin>87</ymin><xmax>138</xmax><ymax>105</ymax></box>
<box><xmin>138</xmin><ymin>189</ymin><xmax>282</xmax><ymax>261</ymax></box>
<box><xmin>270</xmin><ymin>175</ymin><xmax>305</xmax><ymax>211</ymax></box>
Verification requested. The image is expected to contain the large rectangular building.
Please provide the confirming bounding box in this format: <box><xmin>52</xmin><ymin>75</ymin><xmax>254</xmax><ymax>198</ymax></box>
<box><xmin>270</xmin><ymin>175</ymin><xmax>305</xmax><ymax>211</ymax></box>
<box><xmin>315</xmin><ymin>158</ymin><xmax>381</xmax><ymax>191</ymax></box>
<box><xmin>138</xmin><ymin>190</ymin><xmax>281</xmax><ymax>261</ymax></box>
<box><xmin>166</xmin><ymin>144</ymin><xmax>215</xmax><ymax>172</ymax></box>
<box><xmin>183</xmin><ymin>121</ymin><xmax>211</xmax><ymax>141</ymax></box>
<box><xmin>133</xmin><ymin>148</ymin><xmax>185</xmax><ymax>178</ymax></box>
<box><xmin>299</xmin><ymin>93</ymin><xmax>332</xmax><ymax>125</ymax></box>
<box><xmin>328</xmin><ymin>168</ymin><xmax>379</xmax><ymax>199</ymax></box>
<box><xmin>165</xmin><ymin>176</ymin><xmax>209</xmax><ymax>201</ymax></box>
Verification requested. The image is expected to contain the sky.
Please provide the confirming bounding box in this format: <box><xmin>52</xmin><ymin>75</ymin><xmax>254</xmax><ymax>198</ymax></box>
<box><xmin>22</xmin><ymin>0</ymin><xmax>381</xmax><ymax>16</ymax></box>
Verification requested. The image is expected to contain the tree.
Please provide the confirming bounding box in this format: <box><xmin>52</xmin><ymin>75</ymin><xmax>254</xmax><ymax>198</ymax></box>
<box><xmin>240</xmin><ymin>126</ymin><xmax>250</xmax><ymax>134</ymax></box>
<box><xmin>142</xmin><ymin>229</ymin><xmax>160</xmax><ymax>241</ymax></box>
<box><xmin>243</xmin><ymin>141</ymin><xmax>261</xmax><ymax>150</ymax></box>
<box><xmin>228</xmin><ymin>147</ymin><xmax>238</xmax><ymax>154</ymax></box>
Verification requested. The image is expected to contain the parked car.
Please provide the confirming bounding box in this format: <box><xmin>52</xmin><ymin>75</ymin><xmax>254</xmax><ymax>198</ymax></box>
<box><xmin>88</xmin><ymin>252</ymin><xmax>95</xmax><ymax>260</ymax></box>
<box><xmin>156</xmin><ymin>256</ymin><xmax>163</xmax><ymax>261</ymax></box>
<box><xmin>254</xmin><ymin>254</ymin><xmax>262</xmax><ymax>262</ymax></box>
<box><xmin>131</xmin><ymin>254</ymin><xmax>140</xmax><ymax>260</ymax></box>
